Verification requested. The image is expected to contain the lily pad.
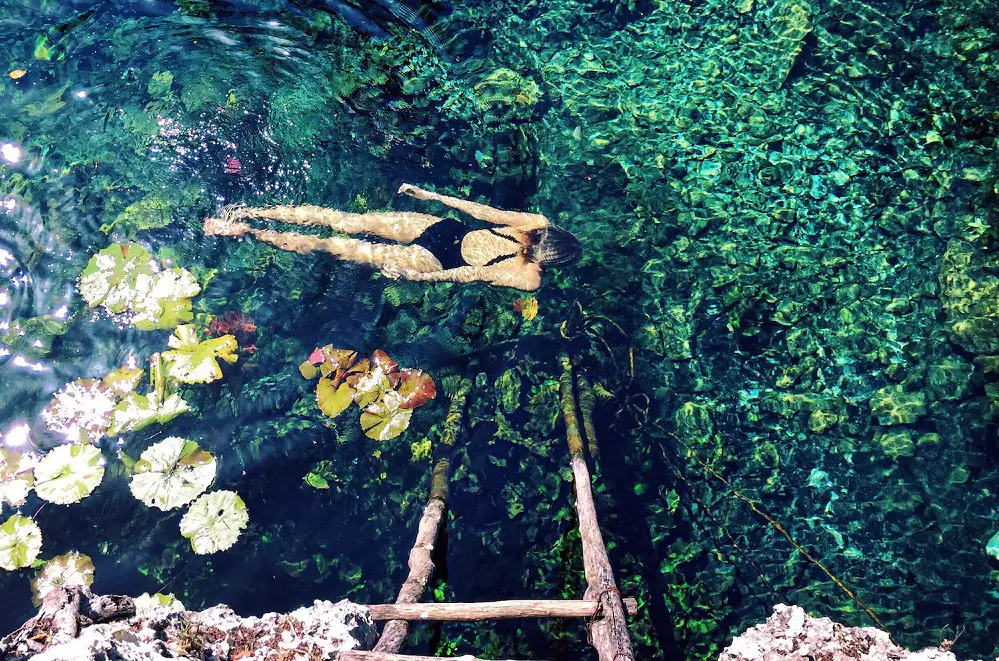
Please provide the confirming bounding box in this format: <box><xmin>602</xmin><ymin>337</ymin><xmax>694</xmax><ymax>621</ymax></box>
<box><xmin>78</xmin><ymin>242</ymin><xmax>157</xmax><ymax>313</ymax></box>
<box><xmin>0</xmin><ymin>449</ymin><xmax>36</xmax><ymax>510</ymax></box>
<box><xmin>101</xmin><ymin>365</ymin><xmax>145</xmax><ymax>397</ymax></box>
<box><xmin>350</xmin><ymin>367</ymin><xmax>394</xmax><ymax>408</ymax></box>
<box><xmin>34</xmin><ymin>444</ymin><xmax>105</xmax><ymax>505</ymax></box>
<box><xmin>129</xmin><ymin>437</ymin><xmax>216</xmax><ymax>511</ymax></box>
<box><xmin>41</xmin><ymin>379</ymin><xmax>117</xmax><ymax>444</ymax></box>
<box><xmin>162</xmin><ymin>324</ymin><xmax>238</xmax><ymax>384</ymax></box>
<box><xmin>77</xmin><ymin>242</ymin><xmax>200</xmax><ymax>330</ymax></box>
<box><xmin>134</xmin><ymin>592</ymin><xmax>185</xmax><ymax>614</ymax></box>
<box><xmin>31</xmin><ymin>551</ymin><xmax>94</xmax><ymax>605</ymax></box>
<box><xmin>0</xmin><ymin>514</ymin><xmax>42</xmax><ymax>571</ymax></box>
<box><xmin>109</xmin><ymin>391</ymin><xmax>190</xmax><ymax>436</ymax></box>
<box><xmin>397</xmin><ymin>369</ymin><xmax>437</xmax><ymax>410</ymax></box>
<box><xmin>359</xmin><ymin>390</ymin><xmax>413</xmax><ymax>441</ymax></box>
<box><xmin>130</xmin><ymin>268</ymin><xmax>200</xmax><ymax>331</ymax></box>
<box><xmin>179</xmin><ymin>490</ymin><xmax>248</xmax><ymax>554</ymax></box>
<box><xmin>316</xmin><ymin>377</ymin><xmax>355</xmax><ymax>419</ymax></box>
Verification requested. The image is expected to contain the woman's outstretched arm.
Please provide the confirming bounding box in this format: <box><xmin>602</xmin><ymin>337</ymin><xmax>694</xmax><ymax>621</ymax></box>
<box><xmin>398</xmin><ymin>184</ymin><xmax>549</xmax><ymax>231</ymax></box>
<box><xmin>384</xmin><ymin>262</ymin><xmax>541</xmax><ymax>291</ymax></box>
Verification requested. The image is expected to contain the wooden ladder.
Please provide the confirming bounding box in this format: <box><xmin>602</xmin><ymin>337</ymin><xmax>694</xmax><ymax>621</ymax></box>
<box><xmin>338</xmin><ymin>356</ymin><xmax>635</xmax><ymax>661</ymax></box>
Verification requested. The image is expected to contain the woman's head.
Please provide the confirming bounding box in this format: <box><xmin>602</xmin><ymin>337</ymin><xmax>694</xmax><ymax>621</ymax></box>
<box><xmin>533</xmin><ymin>225</ymin><xmax>583</xmax><ymax>267</ymax></box>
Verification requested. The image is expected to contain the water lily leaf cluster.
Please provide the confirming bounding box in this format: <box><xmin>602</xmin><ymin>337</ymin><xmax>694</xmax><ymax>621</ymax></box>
<box><xmin>30</xmin><ymin>551</ymin><xmax>94</xmax><ymax>605</ymax></box>
<box><xmin>300</xmin><ymin>347</ymin><xmax>436</xmax><ymax>440</ymax></box>
<box><xmin>77</xmin><ymin>242</ymin><xmax>200</xmax><ymax>330</ymax></box>
<box><xmin>43</xmin><ymin>356</ymin><xmax>193</xmax><ymax>441</ymax></box>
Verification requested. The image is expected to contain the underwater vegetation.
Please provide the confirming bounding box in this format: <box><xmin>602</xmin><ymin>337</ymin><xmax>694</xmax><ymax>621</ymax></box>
<box><xmin>0</xmin><ymin>0</ymin><xmax>998</xmax><ymax>658</ymax></box>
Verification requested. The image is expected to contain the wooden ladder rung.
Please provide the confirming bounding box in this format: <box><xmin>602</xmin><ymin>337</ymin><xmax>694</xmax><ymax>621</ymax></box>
<box><xmin>338</xmin><ymin>653</ymin><xmax>551</xmax><ymax>661</ymax></box>
<box><xmin>366</xmin><ymin>598</ymin><xmax>638</xmax><ymax>622</ymax></box>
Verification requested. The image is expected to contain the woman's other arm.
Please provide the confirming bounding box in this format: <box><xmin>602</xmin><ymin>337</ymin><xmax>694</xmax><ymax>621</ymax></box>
<box><xmin>397</xmin><ymin>184</ymin><xmax>549</xmax><ymax>232</ymax></box>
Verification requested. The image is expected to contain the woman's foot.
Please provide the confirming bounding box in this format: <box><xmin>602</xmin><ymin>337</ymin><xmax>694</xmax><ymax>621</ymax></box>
<box><xmin>203</xmin><ymin>214</ymin><xmax>250</xmax><ymax>237</ymax></box>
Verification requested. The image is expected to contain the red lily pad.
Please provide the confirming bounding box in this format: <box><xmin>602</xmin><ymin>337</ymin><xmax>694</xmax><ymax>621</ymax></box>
<box><xmin>397</xmin><ymin>369</ymin><xmax>436</xmax><ymax>410</ymax></box>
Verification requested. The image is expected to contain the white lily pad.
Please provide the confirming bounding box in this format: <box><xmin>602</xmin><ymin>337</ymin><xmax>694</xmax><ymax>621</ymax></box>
<box><xmin>109</xmin><ymin>391</ymin><xmax>190</xmax><ymax>436</ymax></box>
<box><xmin>31</xmin><ymin>551</ymin><xmax>94</xmax><ymax>605</ymax></box>
<box><xmin>34</xmin><ymin>444</ymin><xmax>105</xmax><ymax>505</ymax></box>
<box><xmin>0</xmin><ymin>514</ymin><xmax>42</xmax><ymax>571</ymax></box>
<box><xmin>134</xmin><ymin>592</ymin><xmax>185</xmax><ymax>614</ymax></box>
<box><xmin>179</xmin><ymin>490</ymin><xmax>248</xmax><ymax>555</ymax></box>
<box><xmin>130</xmin><ymin>437</ymin><xmax>216</xmax><ymax>511</ymax></box>
<box><xmin>162</xmin><ymin>325</ymin><xmax>238</xmax><ymax>384</ymax></box>
<box><xmin>1</xmin><ymin>449</ymin><xmax>36</xmax><ymax>511</ymax></box>
<box><xmin>41</xmin><ymin>379</ymin><xmax>117</xmax><ymax>444</ymax></box>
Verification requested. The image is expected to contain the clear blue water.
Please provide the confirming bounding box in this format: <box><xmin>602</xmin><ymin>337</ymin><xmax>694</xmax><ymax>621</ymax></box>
<box><xmin>2</xmin><ymin>0</ymin><xmax>999</xmax><ymax>659</ymax></box>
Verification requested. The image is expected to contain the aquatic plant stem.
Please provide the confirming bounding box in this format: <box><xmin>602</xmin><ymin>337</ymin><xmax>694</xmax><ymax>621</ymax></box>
<box><xmin>374</xmin><ymin>378</ymin><xmax>471</xmax><ymax>653</ymax></box>
<box><xmin>558</xmin><ymin>355</ymin><xmax>635</xmax><ymax>661</ymax></box>
<box><xmin>661</xmin><ymin>431</ymin><xmax>889</xmax><ymax>634</ymax></box>
<box><xmin>577</xmin><ymin>372</ymin><xmax>599</xmax><ymax>458</ymax></box>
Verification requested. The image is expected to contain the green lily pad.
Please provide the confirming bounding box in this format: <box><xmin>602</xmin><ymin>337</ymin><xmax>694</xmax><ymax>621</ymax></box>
<box><xmin>41</xmin><ymin>379</ymin><xmax>117</xmax><ymax>444</ymax></box>
<box><xmin>31</xmin><ymin>551</ymin><xmax>94</xmax><ymax>605</ymax></box>
<box><xmin>134</xmin><ymin>592</ymin><xmax>185</xmax><ymax>614</ymax></box>
<box><xmin>359</xmin><ymin>390</ymin><xmax>413</xmax><ymax>441</ymax></box>
<box><xmin>1</xmin><ymin>449</ymin><xmax>36</xmax><ymax>510</ymax></box>
<box><xmin>130</xmin><ymin>268</ymin><xmax>200</xmax><ymax>331</ymax></box>
<box><xmin>101</xmin><ymin>365</ymin><xmax>145</xmax><ymax>397</ymax></box>
<box><xmin>109</xmin><ymin>391</ymin><xmax>190</xmax><ymax>436</ymax></box>
<box><xmin>78</xmin><ymin>242</ymin><xmax>157</xmax><ymax>314</ymax></box>
<box><xmin>77</xmin><ymin>243</ymin><xmax>200</xmax><ymax>330</ymax></box>
<box><xmin>162</xmin><ymin>325</ymin><xmax>238</xmax><ymax>384</ymax></box>
<box><xmin>34</xmin><ymin>444</ymin><xmax>105</xmax><ymax>505</ymax></box>
<box><xmin>316</xmin><ymin>377</ymin><xmax>355</xmax><ymax>419</ymax></box>
<box><xmin>179</xmin><ymin>490</ymin><xmax>248</xmax><ymax>554</ymax></box>
<box><xmin>108</xmin><ymin>195</ymin><xmax>173</xmax><ymax>235</ymax></box>
<box><xmin>129</xmin><ymin>437</ymin><xmax>216</xmax><ymax>511</ymax></box>
<box><xmin>0</xmin><ymin>515</ymin><xmax>42</xmax><ymax>571</ymax></box>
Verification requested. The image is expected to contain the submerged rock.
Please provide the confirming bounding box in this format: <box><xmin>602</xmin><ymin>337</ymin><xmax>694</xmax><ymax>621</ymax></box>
<box><xmin>0</xmin><ymin>587</ymin><xmax>377</xmax><ymax>661</ymax></box>
<box><xmin>719</xmin><ymin>604</ymin><xmax>980</xmax><ymax>661</ymax></box>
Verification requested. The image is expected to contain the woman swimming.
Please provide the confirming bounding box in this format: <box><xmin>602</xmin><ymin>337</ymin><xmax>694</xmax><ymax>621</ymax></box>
<box><xmin>202</xmin><ymin>184</ymin><xmax>581</xmax><ymax>291</ymax></box>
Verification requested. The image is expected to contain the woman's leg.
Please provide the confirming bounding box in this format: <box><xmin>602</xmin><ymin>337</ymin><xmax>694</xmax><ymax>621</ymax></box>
<box><xmin>244</xmin><ymin>227</ymin><xmax>444</xmax><ymax>273</ymax></box>
<box><xmin>232</xmin><ymin>205</ymin><xmax>443</xmax><ymax>243</ymax></box>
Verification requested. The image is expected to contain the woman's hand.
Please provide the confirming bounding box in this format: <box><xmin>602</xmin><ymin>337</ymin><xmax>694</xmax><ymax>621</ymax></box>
<box><xmin>397</xmin><ymin>183</ymin><xmax>432</xmax><ymax>200</ymax></box>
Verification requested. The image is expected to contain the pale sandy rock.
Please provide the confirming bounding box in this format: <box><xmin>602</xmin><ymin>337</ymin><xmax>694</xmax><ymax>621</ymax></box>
<box><xmin>719</xmin><ymin>604</ymin><xmax>982</xmax><ymax>661</ymax></box>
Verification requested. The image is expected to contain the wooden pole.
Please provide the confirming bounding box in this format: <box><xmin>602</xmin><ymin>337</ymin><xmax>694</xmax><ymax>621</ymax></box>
<box><xmin>367</xmin><ymin>598</ymin><xmax>638</xmax><ymax>622</ymax></box>
<box><xmin>577</xmin><ymin>372</ymin><xmax>599</xmax><ymax>458</ymax></box>
<box><xmin>374</xmin><ymin>378</ymin><xmax>472</xmax><ymax>653</ymax></box>
<box><xmin>558</xmin><ymin>355</ymin><xmax>635</xmax><ymax>661</ymax></box>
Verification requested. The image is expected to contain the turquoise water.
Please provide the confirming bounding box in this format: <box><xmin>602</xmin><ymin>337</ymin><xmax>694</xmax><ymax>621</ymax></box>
<box><xmin>2</xmin><ymin>0</ymin><xmax>998</xmax><ymax>658</ymax></box>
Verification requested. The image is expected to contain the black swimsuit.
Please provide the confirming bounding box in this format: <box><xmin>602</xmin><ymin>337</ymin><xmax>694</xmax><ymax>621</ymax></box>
<box><xmin>412</xmin><ymin>217</ymin><xmax>468</xmax><ymax>270</ymax></box>
<box><xmin>413</xmin><ymin>218</ymin><xmax>522</xmax><ymax>270</ymax></box>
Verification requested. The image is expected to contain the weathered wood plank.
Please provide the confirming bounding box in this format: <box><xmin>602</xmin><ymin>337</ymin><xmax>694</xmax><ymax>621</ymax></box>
<box><xmin>373</xmin><ymin>378</ymin><xmax>471</xmax><ymax>653</ymax></box>
<box><xmin>558</xmin><ymin>356</ymin><xmax>635</xmax><ymax>661</ymax></box>
<box><xmin>367</xmin><ymin>598</ymin><xmax>638</xmax><ymax>621</ymax></box>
